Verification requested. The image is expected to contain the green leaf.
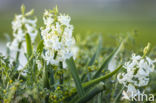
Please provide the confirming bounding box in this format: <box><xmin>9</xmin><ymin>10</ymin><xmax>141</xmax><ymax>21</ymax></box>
<box><xmin>93</xmin><ymin>39</ymin><xmax>125</xmax><ymax>79</ymax></box>
<box><xmin>93</xmin><ymin>49</ymin><xmax>116</xmax><ymax>79</ymax></box>
<box><xmin>14</xmin><ymin>42</ymin><xmax>22</xmax><ymax>69</ymax></box>
<box><xmin>97</xmin><ymin>92</ymin><xmax>102</xmax><ymax>103</ymax></box>
<box><xmin>66</xmin><ymin>57</ymin><xmax>85</xmax><ymax>97</ymax></box>
<box><xmin>37</xmin><ymin>40</ymin><xmax>44</xmax><ymax>55</ymax></box>
<box><xmin>49</xmin><ymin>67</ymin><xmax>55</xmax><ymax>86</ymax></box>
<box><xmin>83</xmin><ymin>65</ymin><xmax>122</xmax><ymax>89</ymax></box>
<box><xmin>81</xmin><ymin>36</ymin><xmax>102</xmax><ymax>81</ymax></box>
<box><xmin>25</xmin><ymin>33</ymin><xmax>33</xmax><ymax>59</ymax></box>
<box><xmin>42</xmin><ymin>62</ymin><xmax>50</xmax><ymax>89</ymax></box>
<box><xmin>81</xmin><ymin>73</ymin><xmax>87</xmax><ymax>82</ymax></box>
<box><xmin>89</xmin><ymin>53</ymin><xmax>96</xmax><ymax>66</ymax></box>
<box><xmin>113</xmin><ymin>86</ymin><xmax>124</xmax><ymax>103</ymax></box>
<box><xmin>67</xmin><ymin>65</ymin><xmax>122</xmax><ymax>101</ymax></box>
<box><xmin>75</xmin><ymin>83</ymin><xmax>105</xmax><ymax>103</ymax></box>
<box><xmin>88</xmin><ymin>36</ymin><xmax>102</xmax><ymax>66</ymax></box>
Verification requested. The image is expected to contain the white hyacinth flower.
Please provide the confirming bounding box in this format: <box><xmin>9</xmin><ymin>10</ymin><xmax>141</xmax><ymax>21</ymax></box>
<box><xmin>41</xmin><ymin>7</ymin><xmax>77</xmax><ymax>68</ymax></box>
<box><xmin>58</xmin><ymin>14</ymin><xmax>71</xmax><ymax>26</ymax></box>
<box><xmin>117</xmin><ymin>53</ymin><xmax>156</xmax><ymax>100</ymax></box>
<box><xmin>7</xmin><ymin>5</ymin><xmax>38</xmax><ymax>53</ymax></box>
<box><xmin>108</xmin><ymin>57</ymin><xmax>117</xmax><ymax>72</ymax></box>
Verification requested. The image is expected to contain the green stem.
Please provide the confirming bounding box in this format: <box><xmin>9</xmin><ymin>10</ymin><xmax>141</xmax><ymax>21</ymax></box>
<box><xmin>15</xmin><ymin>42</ymin><xmax>22</xmax><ymax>69</ymax></box>
<box><xmin>59</xmin><ymin>62</ymin><xmax>63</xmax><ymax>89</ymax></box>
<box><xmin>83</xmin><ymin>65</ymin><xmax>123</xmax><ymax>89</ymax></box>
<box><xmin>54</xmin><ymin>51</ymin><xmax>58</xmax><ymax>59</ymax></box>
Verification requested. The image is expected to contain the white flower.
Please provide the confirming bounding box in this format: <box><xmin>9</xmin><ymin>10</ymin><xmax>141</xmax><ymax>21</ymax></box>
<box><xmin>71</xmin><ymin>46</ymin><xmax>79</xmax><ymax>59</ymax></box>
<box><xmin>7</xmin><ymin>39</ymin><xmax>19</xmax><ymax>51</ymax></box>
<box><xmin>127</xmin><ymin>84</ymin><xmax>138</xmax><ymax>95</ymax></box>
<box><xmin>117</xmin><ymin>53</ymin><xmax>156</xmax><ymax>100</ymax></box>
<box><xmin>25</xmin><ymin>22</ymin><xmax>37</xmax><ymax>41</ymax></box>
<box><xmin>43</xmin><ymin>17</ymin><xmax>54</xmax><ymax>26</ymax></box>
<box><xmin>108</xmin><ymin>57</ymin><xmax>117</xmax><ymax>72</ymax></box>
<box><xmin>41</xmin><ymin>9</ymin><xmax>76</xmax><ymax>68</ymax></box>
<box><xmin>7</xmin><ymin>9</ymin><xmax>38</xmax><ymax>53</ymax></box>
<box><xmin>58</xmin><ymin>14</ymin><xmax>71</xmax><ymax>26</ymax></box>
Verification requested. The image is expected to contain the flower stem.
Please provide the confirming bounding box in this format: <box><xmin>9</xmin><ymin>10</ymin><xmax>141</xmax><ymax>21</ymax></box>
<box><xmin>59</xmin><ymin>62</ymin><xmax>63</xmax><ymax>89</ymax></box>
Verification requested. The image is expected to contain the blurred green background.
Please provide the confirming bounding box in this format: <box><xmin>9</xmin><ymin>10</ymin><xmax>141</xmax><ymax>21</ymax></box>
<box><xmin>0</xmin><ymin>0</ymin><xmax>156</xmax><ymax>47</ymax></box>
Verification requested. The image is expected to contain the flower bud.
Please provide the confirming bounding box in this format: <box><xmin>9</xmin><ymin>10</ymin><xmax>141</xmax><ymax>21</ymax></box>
<box><xmin>143</xmin><ymin>42</ymin><xmax>151</xmax><ymax>57</ymax></box>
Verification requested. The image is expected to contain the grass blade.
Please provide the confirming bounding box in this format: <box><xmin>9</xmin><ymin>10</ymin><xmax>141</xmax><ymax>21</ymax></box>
<box><xmin>81</xmin><ymin>36</ymin><xmax>102</xmax><ymax>81</ymax></box>
<box><xmin>83</xmin><ymin>65</ymin><xmax>122</xmax><ymax>89</ymax></box>
<box><xmin>67</xmin><ymin>65</ymin><xmax>122</xmax><ymax>101</ymax></box>
<box><xmin>37</xmin><ymin>40</ymin><xmax>44</xmax><ymax>55</ymax></box>
<box><xmin>42</xmin><ymin>62</ymin><xmax>50</xmax><ymax>89</ymax></box>
<box><xmin>66</xmin><ymin>57</ymin><xmax>85</xmax><ymax>97</ymax></box>
<box><xmin>113</xmin><ymin>86</ymin><xmax>124</xmax><ymax>103</ymax></box>
<box><xmin>25</xmin><ymin>33</ymin><xmax>33</xmax><ymax>58</ymax></box>
<box><xmin>97</xmin><ymin>92</ymin><xmax>102</xmax><ymax>103</ymax></box>
<box><xmin>88</xmin><ymin>36</ymin><xmax>102</xmax><ymax>66</ymax></box>
<box><xmin>93</xmin><ymin>39</ymin><xmax>125</xmax><ymax>79</ymax></box>
<box><xmin>93</xmin><ymin>49</ymin><xmax>117</xmax><ymax>79</ymax></box>
<box><xmin>76</xmin><ymin>83</ymin><xmax>105</xmax><ymax>103</ymax></box>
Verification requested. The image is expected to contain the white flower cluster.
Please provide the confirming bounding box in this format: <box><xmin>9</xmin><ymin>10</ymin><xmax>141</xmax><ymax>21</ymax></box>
<box><xmin>7</xmin><ymin>10</ymin><xmax>38</xmax><ymax>52</ymax></box>
<box><xmin>41</xmin><ymin>9</ymin><xmax>76</xmax><ymax>68</ymax></box>
<box><xmin>117</xmin><ymin>54</ymin><xmax>156</xmax><ymax>100</ymax></box>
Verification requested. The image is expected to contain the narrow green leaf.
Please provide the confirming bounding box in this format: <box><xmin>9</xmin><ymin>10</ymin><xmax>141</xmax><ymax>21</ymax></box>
<box><xmin>49</xmin><ymin>67</ymin><xmax>55</xmax><ymax>87</ymax></box>
<box><xmin>83</xmin><ymin>65</ymin><xmax>122</xmax><ymax>89</ymax></box>
<box><xmin>76</xmin><ymin>83</ymin><xmax>105</xmax><ymax>103</ymax></box>
<box><xmin>113</xmin><ymin>86</ymin><xmax>124</xmax><ymax>103</ymax></box>
<box><xmin>37</xmin><ymin>40</ymin><xmax>44</xmax><ymax>55</ymax></box>
<box><xmin>93</xmin><ymin>40</ymin><xmax>125</xmax><ymax>79</ymax></box>
<box><xmin>93</xmin><ymin>49</ymin><xmax>116</xmax><ymax>79</ymax></box>
<box><xmin>66</xmin><ymin>57</ymin><xmax>85</xmax><ymax>97</ymax></box>
<box><xmin>81</xmin><ymin>73</ymin><xmax>87</xmax><ymax>82</ymax></box>
<box><xmin>32</xmin><ymin>58</ymin><xmax>37</xmax><ymax>81</ymax></box>
<box><xmin>97</xmin><ymin>92</ymin><xmax>102</xmax><ymax>103</ymax></box>
<box><xmin>81</xmin><ymin>36</ymin><xmax>102</xmax><ymax>81</ymax></box>
<box><xmin>89</xmin><ymin>53</ymin><xmax>96</xmax><ymax>66</ymax></box>
<box><xmin>88</xmin><ymin>36</ymin><xmax>102</xmax><ymax>66</ymax></box>
<box><xmin>69</xmin><ymin>94</ymin><xmax>79</xmax><ymax>103</ymax></box>
<box><xmin>25</xmin><ymin>33</ymin><xmax>33</xmax><ymax>58</ymax></box>
<box><xmin>67</xmin><ymin>65</ymin><xmax>122</xmax><ymax>102</ymax></box>
<box><xmin>14</xmin><ymin>42</ymin><xmax>22</xmax><ymax>69</ymax></box>
<box><xmin>68</xmin><ymin>65</ymin><xmax>122</xmax><ymax>97</ymax></box>
<box><xmin>47</xmin><ymin>65</ymin><xmax>55</xmax><ymax>91</ymax></box>
<box><xmin>42</xmin><ymin>62</ymin><xmax>50</xmax><ymax>89</ymax></box>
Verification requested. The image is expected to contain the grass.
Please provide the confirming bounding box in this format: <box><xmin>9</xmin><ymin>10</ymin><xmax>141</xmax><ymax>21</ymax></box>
<box><xmin>0</xmin><ymin>15</ymin><xmax>156</xmax><ymax>46</ymax></box>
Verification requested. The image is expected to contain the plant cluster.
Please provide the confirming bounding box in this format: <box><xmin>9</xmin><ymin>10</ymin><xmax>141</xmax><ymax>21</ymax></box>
<box><xmin>0</xmin><ymin>5</ymin><xmax>156</xmax><ymax>103</ymax></box>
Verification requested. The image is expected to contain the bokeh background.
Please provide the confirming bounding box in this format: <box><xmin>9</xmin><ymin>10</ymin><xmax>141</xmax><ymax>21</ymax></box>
<box><xmin>0</xmin><ymin>0</ymin><xmax>156</xmax><ymax>49</ymax></box>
